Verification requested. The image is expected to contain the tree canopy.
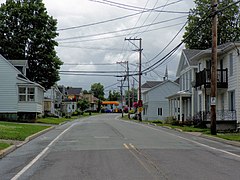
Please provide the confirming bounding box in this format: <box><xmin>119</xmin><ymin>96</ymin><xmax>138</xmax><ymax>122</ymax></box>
<box><xmin>108</xmin><ymin>90</ymin><xmax>120</xmax><ymax>101</ymax></box>
<box><xmin>183</xmin><ymin>0</ymin><xmax>240</xmax><ymax>49</ymax></box>
<box><xmin>90</xmin><ymin>83</ymin><xmax>105</xmax><ymax>100</ymax></box>
<box><xmin>0</xmin><ymin>0</ymin><xmax>62</xmax><ymax>89</ymax></box>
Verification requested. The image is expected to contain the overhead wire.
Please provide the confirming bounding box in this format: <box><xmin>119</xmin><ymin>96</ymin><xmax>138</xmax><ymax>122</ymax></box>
<box><xmin>88</xmin><ymin>0</ymin><xmax>188</xmax><ymax>14</ymax></box>
<box><xmin>57</xmin><ymin>0</ymin><xmax>185</xmax><ymax>31</ymax></box>
<box><xmin>57</xmin><ymin>15</ymin><xmax>187</xmax><ymax>41</ymax></box>
<box><xmin>58</xmin><ymin>22</ymin><xmax>186</xmax><ymax>44</ymax></box>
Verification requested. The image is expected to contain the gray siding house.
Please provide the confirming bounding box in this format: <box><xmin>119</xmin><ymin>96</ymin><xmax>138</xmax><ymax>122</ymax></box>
<box><xmin>167</xmin><ymin>49</ymin><xmax>201</xmax><ymax>122</ymax></box>
<box><xmin>142</xmin><ymin>80</ymin><xmax>179</xmax><ymax>121</ymax></box>
<box><xmin>0</xmin><ymin>55</ymin><xmax>44</xmax><ymax>121</ymax></box>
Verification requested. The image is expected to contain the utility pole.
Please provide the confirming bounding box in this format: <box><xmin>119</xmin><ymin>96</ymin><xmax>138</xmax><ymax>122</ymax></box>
<box><xmin>118</xmin><ymin>79</ymin><xmax>124</xmax><ymax>118</ymax></box>
<box><xmin>116</xmin><ymin>61</ymin><xmax>130</xmax><ymax>112</ymax></box>
<box><xmin>211</xmin><ymin>0</ymin><xmax>218</xmax><ymax>135</ymax></box>
<box><xmin>125</xmin><ymin>38</ymin><xmax>143</xmax><ymax>121</ymax></box>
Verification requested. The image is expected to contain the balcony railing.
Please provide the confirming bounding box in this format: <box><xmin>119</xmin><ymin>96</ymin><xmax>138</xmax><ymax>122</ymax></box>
<box><xmin>194</xmin><ymin>68</ymin><xmax>228</xmax><ymax>88</ymax></box>
<box><xmin>193</xmin><ymin>110</ymin><xmax>236</xmax><ymax>122</ymax></box>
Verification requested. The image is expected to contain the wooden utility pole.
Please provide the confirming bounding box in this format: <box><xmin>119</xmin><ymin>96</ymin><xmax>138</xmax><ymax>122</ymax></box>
<box><xmin>211</xmin><ymin>0</ymin><xmax>218</xmax><ymax>135</ymax></box>
<box><xmin>125</xmin><ymin>38</ymin><xmax>143</xmax><ymax>121</ymax></box>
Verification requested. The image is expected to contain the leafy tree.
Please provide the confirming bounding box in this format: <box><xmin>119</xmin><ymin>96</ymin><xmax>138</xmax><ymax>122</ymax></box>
<box><xmin>108</xmin><ymin>90</ymin><xmax>120</xmax><ymax>101</ymax></box>
<box><xmin>82</xmin><ymin>90</ymin><xmax>90</xmax><ymax>94</ymax></box>
<box><xmin>77</xmin><ymin>98</ymin><xmax>90</xmax><ymax>112</ymax></box>
<box><xmin>183</xmin><ymin>0</ymin><xmax>240</xmax><ymax>49</ymax></box>
<box><xmin>0</xmin><ymin>0</ymin><xmax>62</xmax><ymax>89</ymax></box>
<box><xmin>91</xmin><ymin>83</ymin><xmax>105</xmax><ymax>100</ymax></box>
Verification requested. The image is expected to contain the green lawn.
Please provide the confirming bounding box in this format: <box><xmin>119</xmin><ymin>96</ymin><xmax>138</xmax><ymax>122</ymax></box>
<box><xmin>0</xmin><ymin>121</ymin><xmax>50</xmax><ymax>141</ymax></box>
<box><xmin>36</xmin><ymin>117</ymin><xmax>74</xmax><ymax>125</ymax></box>
<box><xmin>216</xmin><ymin>133</ymin><xmax>240</xmax><ymax>142</ymax></box>
<box><xmin>0</xmin><ymin>142</ymin><xmax>11</xmax><ymax>150</ymax></box>
<box><xmin>36</xmin><ymin>113</ymin><xmax>98</xmax><ymax>125</ymax></box>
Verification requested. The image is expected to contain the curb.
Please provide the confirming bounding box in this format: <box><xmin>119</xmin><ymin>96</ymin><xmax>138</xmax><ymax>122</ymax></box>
<box><xmin>0</xmin><ymin>126</ymin><xmax>55</xmax><ymax>159</ymax></box>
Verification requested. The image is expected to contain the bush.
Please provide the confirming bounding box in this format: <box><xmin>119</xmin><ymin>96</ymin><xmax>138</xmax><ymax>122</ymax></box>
<box><xmin>164</xmin><ymin>116</ymin><xmax>179</xmax><ymax>125</ymax></box>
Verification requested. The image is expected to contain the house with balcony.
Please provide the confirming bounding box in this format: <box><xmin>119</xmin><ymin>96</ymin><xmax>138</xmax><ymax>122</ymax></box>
<box><xmin>192</xmin><ymin>42</ymin><xmax>240</xmax><ymax>130</ymax></box>
<box><xmin>167</xmin><ymin>49</ymin><xmax>201</xmax><ymax>122</ymax></box>
<box><xmin>0</xmin><ymin>55</ymin><xmax>44</xmax><ymax>121</ymax></box>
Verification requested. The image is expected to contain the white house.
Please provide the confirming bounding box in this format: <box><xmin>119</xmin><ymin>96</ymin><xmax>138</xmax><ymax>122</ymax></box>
<box><xmin>44</xmin><ymin>84</ymin><xmax>63</xmax><ymax>117</ymax></box>
<box><xmin>142</xmin><ymin>80</ymin><xmax>179</xmax><ymax>121</ymax></box>
<box><xmin>0</xmin><ymin>55</ymin><xmax>45</xmax><ymax>121</ymax></box>
<box><xmin>167</xmin><ymin>49</ymin><xmax>201</xmax><ymax>122</ymax></box>
<box><xmin>192</xmin><ymin>42</ymin><xmax>240</xmax><ymax>129</ymax></box>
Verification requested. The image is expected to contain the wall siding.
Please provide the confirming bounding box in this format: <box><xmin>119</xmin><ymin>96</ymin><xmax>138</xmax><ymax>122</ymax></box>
<box><xmin>0</xmin><ymin>57</ymin><xmax>18</xmax><ymax>112</ymax></box>
<box><xmin>143</xmin><ymin>81</ymin><xmax>179</xmax><ymax>120</ymax></box>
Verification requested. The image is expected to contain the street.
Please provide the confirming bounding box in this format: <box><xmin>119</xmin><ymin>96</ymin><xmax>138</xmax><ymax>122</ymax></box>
<box><xmin>0</xmin><ymin>114</ymin><xmax>240</xmax><ymax>180</ymax></box>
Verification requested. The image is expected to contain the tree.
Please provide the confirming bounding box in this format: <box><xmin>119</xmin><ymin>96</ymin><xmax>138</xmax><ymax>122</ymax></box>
<box><xmin>77</xmin><ymin>98</ymin><xmax>90</xmax><ymax>112</ymax></box>
<box><xmin>0</xmin><ymin>0</ymin><xmax>62</xmax><ymax>89</ymax></box>
<box><xmin>108</xmin><ymin>90</ymin><xmax>120</xmax><ymax>101</ymax></box>
<box><xmin>91</xmin><ymin>83</ymin><xmax>105</xmax><ymax>100</ymax></box>
<box><xmin>183</xmin><ymin>0</ymin><xmax>240</xmax><ymax>49</ymax></box>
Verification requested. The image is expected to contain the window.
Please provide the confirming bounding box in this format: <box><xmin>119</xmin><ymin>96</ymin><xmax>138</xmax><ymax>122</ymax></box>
<box><xmin>229</xmin><ymin>91</ymin><xmax>235</xmax><ymax>111</ymax></box>
<box><xmin>229</xmin><ymin>53</ymin><xmax>233</xmax><ymax>76</ymax></box>
<box><xmin>158</xmin><ymin>108</ymin><xmax>162</xmax><ymax>116</ymax></box>
<box><xmin>19</xmin><ymin>87</ymin><xmax>35</xmax><ymax>102</ymax></box>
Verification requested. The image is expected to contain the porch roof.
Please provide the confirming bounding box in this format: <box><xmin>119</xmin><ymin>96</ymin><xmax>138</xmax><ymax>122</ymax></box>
<box><xmin>166</xmin><ymin>90</ymin><xmax>192</xmax><ymax>99</ymax></box>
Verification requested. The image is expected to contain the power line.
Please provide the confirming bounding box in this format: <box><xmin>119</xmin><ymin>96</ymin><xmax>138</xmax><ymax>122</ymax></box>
<box><xmin>62</xmin><ymin>63</ymin><xmax>116</xmax><ymax>66</ymax></box>
<box><xmin>57</xmin><ymin>0</ymin><xmax>184</xmax><ymax>31</ymax></box>
<box><xmin>57</xmin><ymin>15</ymin><xmax>187</xmax><ymax>41</ymax></box>
<box><xmin>59</xmin><ymin>73</ymin><xmax>117</xmax><ymax>77</ymax></box>
<box><xmin>58</xmin><ymin>22</ymin><xmax>186</xmax><ymax>44</ymax></box>
<box><xmin>89</xmin><ymin>0</ymin><xmax>188</xmax><ymax>14</ymax></box>
<box><xmin>57</xmin><ymin>45</ymin><xmax>132</xmax><ymax>51</ymax></box>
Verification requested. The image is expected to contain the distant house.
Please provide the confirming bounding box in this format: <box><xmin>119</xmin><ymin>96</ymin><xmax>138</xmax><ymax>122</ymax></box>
<box><xmin>142</xmin><ymin>80</ymin><xmax>179</xmax><ymax>121</ymax></box>
<box><xmin>59</xmin><ymin>86</ymin><xmax>82</xmax><ymax>116</ymax></box>
<box><xmin>44</xmin><ymin>85</ymin><xmax>63</xmax><ymax>117</ymax></box>
<box><xmin>0</xmin><ymin>55</ymin><xmax>44</xmax><ymax>121</ymax></box>
<box><xmin>82</xmin><ymin>93</ymin><xmax>98</xmax><ymax>111</ymax></box>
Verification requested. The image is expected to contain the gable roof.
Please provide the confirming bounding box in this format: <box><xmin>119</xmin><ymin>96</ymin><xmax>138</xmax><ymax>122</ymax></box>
<box><xmin>142</xmin><ymin>80</ymin><xmax>179</xmax><ymax>94</ymax></box>
<box><xmin>66</xmin><ymin>87</ymin><xmax>82</xmax><ymax>95</ymax></box>
<box><xmin>141</xmin><ymin>81</ymin><xmax>163</xmax><ymax>89</ymax></box>
<box><xmin>176</xmin><ymin>49</ymin><xmax>201</xmax><ymax>77</ymax></box>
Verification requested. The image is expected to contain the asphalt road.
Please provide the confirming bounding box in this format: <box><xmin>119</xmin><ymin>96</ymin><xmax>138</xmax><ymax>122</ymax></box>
<box><xmin>0</xmin><ymin>114</ymin><xmax>240</xmax><ymax>180</ymax></box>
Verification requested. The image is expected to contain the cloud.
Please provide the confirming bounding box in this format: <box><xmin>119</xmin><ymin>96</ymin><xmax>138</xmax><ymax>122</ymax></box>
<box><xmin>0</xmin><ymin>0</ymin><xmax>195</xmax><ymax>92</ymax></box>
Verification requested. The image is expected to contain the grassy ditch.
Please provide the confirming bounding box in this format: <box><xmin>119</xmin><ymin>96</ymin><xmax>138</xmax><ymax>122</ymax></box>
<box><xmin>0</xmin><ymin>121</ymin><xmax>50</xmax><ymax>141</ymax></box>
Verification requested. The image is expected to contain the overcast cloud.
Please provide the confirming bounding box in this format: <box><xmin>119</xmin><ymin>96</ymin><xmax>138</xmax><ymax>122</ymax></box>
<box><xmin>1</xmin><ymin>0</ymin><xmax>195</xmax><ymax>93</ymax></box>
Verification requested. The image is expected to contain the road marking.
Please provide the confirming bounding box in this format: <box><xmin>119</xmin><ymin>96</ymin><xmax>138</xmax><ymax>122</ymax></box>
<box><xmin>11</xmin><ymin>123</ymin><xmax>76</xmax><ymax>180</ymax></box>
<box><xmin>123</xmin><ymin>143</ymin><xmax>129</xmax><ymax>149</ymax></box>
<box><xmin>122</xmin><ymin>120</ymin><xmax>240</xmax><ymax>159</ymax></box>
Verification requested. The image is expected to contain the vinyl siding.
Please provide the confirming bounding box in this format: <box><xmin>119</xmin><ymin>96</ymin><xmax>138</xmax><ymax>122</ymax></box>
<box><xmin>143</xmin><ymin>81</ymin><xmax>179</xmax><ymax>120</ymax></box>
<box><xmin>0</xmin><ymin>56</ymin><xmax>18</xmax><ymax>112</ymax></box>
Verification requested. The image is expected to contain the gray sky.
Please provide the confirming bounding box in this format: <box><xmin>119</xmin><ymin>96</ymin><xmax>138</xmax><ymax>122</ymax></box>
<box><xmin>2</xmin><ymin>0</ymin><xmax>195</xmax><ymax>93</ymax></box>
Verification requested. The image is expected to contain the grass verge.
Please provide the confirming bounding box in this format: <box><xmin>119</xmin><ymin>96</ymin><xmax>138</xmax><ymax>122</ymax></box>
<box><xmin>0</xmin><ymin>121</ymin><xmax>50</xmax><ymax>141</ymax></box>
<box><xmin>216</xmin><ymin>133</ymin><xmax>240</xmax><ymax>142</ymax></box>
<box><xmin>36</xmin><ymin>117</ymin><xmax>74</xmax><ymax>125</ymax></box>
<box><xmin>0</xmin><ymin>142</ymin><xmax>11</xmax><ymax>150</ymax></box>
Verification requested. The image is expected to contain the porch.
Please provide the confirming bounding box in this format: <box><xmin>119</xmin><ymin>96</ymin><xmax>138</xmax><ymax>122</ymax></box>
<box><xmin>193</xmin><ymin>110</ymin><xmax>237</xmax><ymax>131</ymax></box>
